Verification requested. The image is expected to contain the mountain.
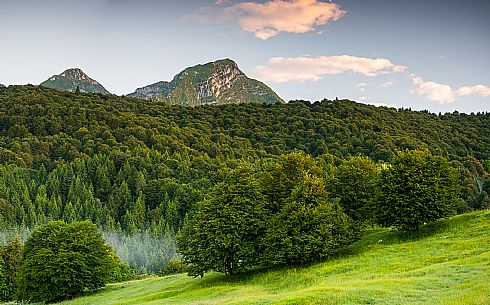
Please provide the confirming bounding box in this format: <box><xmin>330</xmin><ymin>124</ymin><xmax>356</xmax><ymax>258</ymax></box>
<box><xmin>130</xmin><ymin>81</ymin><xmax>171</xmax><ymax>99</ymax></box>
<box><xmin>128</xmin><ymin>59</ymin><xmax>284</xmax><ymax>106</ymax></box>
<box><xmin>40</xmin><ymin>68</ymin><xmax>110</xmax><ymax>94</ymax></box>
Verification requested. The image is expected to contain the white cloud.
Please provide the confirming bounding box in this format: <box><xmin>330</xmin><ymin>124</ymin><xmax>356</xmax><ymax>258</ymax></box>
<box><xmin>410</xmin><ymin>74</ymin><xmax>490</xmax><ymax>104</ymax></box>
<box><xmin>355</xmin><ymin>82</ymin><xmax>367</xmax><ymax>92</ymax></box>
<box><xmin>456</xmin><ymin>85</ymin><xmax>490</xmax><ymax>97</ymax></box>
<box><xmin>409</xmin><ymin>74</ymin><xmax>456</xmax><ymax>103</ymax></box>
<box><xmin>199</xmin><ymin>0</ymin><xmax>345</xmax><ymax>39</ymax></box>
<box><xmin>366</xmin><ymin>102</ymin><xmax>392</xmax><ymax>108</ymax></box>
<box><xmin>358</xmin><ymin>98</ymin><xmax>396</xmax><ymax>108</ymax></box>
<box><xmin>381</xmin><ymin>80</ymin><xmax>394</xmax><ymax>88</ymax></box>
<box><xmin>253</xmin><ymin>55</ymin><xmax>406</xmax><ymax>83</ymax></box>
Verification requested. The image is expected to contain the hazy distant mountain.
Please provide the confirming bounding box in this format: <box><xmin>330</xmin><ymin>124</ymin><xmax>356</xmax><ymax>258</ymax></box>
<box><xmin>40</xmin><ymin>68</ymin><xmax>110</xmax><ymax>94</ymax></box>
<box><xmin>128</xmin><ymin>59</ymin><xmax>284</xmax><ymax>106</ymax></box>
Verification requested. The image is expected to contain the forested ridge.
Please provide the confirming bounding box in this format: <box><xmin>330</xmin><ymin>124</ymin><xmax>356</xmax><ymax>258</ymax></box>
<box><xmin>2</xmin><ymin>85</ymin><xmax>490</xmax><ymax>165</ymax></box>
<box><xmin>0</xmin><ymin>84</ymin><xmax>489</xmax><ymax>276</ymax></box>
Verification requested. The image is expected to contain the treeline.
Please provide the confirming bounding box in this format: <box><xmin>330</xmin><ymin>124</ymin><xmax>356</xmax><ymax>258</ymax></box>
<box><xmin>1</xmin><ymin>85</ymin><xmax>490</xmax><ymax>167</ymax></box>
<box><xmin>0</xmin><ymin>151</ymin><xmax>209</xmax><ymax>274</ymax></box>
<box><xmin>178</xmin><ymin>150</ymin><xmax>475</xmax><ymax>276</ymax></box>
<box><xmin>0</xmin><ymin>85</ymin><xmax>489</xmax><ymax>275</ymax></box>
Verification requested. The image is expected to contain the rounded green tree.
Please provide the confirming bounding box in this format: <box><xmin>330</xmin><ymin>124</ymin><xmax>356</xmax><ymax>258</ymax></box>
<box><xmin>17</xmin><ymin>221</ymin><xmax>117</xmax><ymax>303</ymax></box>
<box><xmin>177</xmin><ymin>165</ymin><xmax>265</xmax><ymax>277</ymax></box>
<box><xmin>261</xmin><ymin>173</ymin><xmax>357</xmax><ymax>265</ymax></box>
<box><xmin>374</xmin><ymin>150</ymin><xmax>460</xmax><ymax>231</ymax></box>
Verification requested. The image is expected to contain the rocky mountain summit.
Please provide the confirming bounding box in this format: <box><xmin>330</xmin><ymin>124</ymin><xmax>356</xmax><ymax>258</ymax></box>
<box><xmin>129</xmin><ymin>59</ymin><xmax>284</xmax><ymax>106</ymax></box>
<box><xmin>37</xmin><ymin>60</ymin><xmax>283</xmax><ymax>106</ymax></box>
<box><xmin>41</xmin><ymin>68</ymin><xmax>110</xmax><ymax>94</ymax></box>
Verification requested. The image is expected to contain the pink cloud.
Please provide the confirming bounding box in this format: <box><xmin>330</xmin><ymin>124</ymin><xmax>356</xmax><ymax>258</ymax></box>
<box><xmin>252</xmin><ymin>55</ymin><xmax>406</xmax><ymax>83</ymax></box>
<box><xmin>197</xmin><ymin>0</ymin><xmax>345</xmax><ymax>39</ymax></box>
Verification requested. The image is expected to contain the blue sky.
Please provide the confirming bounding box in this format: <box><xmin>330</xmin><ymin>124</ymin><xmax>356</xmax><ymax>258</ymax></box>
<box><xmin>0</xmin><ymin>0</ymin><xmax>489</xmax><ymax>113</ymax></box>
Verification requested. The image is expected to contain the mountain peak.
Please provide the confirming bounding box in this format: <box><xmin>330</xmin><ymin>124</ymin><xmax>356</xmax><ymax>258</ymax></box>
<box><xmin>213</xmin><ymin>58</ymin><xmax>238</xmax><ymax>67</ymax></box>
<box><xmin>129</xmin><ymin>59</ymin><xmax>283</xmax><ymax>106</ymax></box>
<box><xmin>41</xmin><ymin>68</ymin><xmax>109</xmax><ymax>94</ymax></box>
<box><xmin>60</xmin><ymin>68</ymin><xmax>99</xmax><ymax>85</ymax></box>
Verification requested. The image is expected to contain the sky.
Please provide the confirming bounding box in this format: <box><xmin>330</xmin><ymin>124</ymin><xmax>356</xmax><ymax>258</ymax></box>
<box><xmin>0</xmin><ymin>0</ymin><xmax>489</xmax><ymax>113</ymax></box>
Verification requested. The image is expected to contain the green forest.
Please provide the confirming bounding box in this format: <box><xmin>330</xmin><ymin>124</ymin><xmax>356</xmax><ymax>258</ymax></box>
<box><xmin>0</xmin><ymin>85</ymin><xmax>489</xmax><ymax>301</ymax></box>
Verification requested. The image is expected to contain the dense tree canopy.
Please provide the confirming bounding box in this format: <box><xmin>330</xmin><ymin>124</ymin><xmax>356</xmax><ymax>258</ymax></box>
<box><xmin>17</xmin><ymin>221</ymin><xmax>118</xmax><ymax>303</ymax></box>
<box><xmin>178</xmin><ymin>166</ymin><xmax>265</xmax><ymax>276</ymax></box>
<box><xmin>0</xmin><ymin>236</ymin><xmax>22</xmax><ymax>300</ymax></box>
<box><xmin>179</xmin><ymin>153</ymin><xmax>359</xmax><ymax>274</ymax></box>
<box><xmin>0</xmin><ymin>85</ymin><xmax>490</xmax><ymax>169</ymax></box>
<box><xmin>0</xmin><ymin>85</ymin><xmax>488</xmax><ymax>279</ymax></box>
<box><xmin>374</xmin><ymin>150</ymin><xmax>461</xmax><ymax>231</ymax></box>
<box><xmin>331</xmin><ymin>156</ymin><xmax>378</xmax><ymax>222</ymax></box>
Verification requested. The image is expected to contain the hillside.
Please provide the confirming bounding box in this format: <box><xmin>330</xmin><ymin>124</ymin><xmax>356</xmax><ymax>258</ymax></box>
<box><xmin>0</xmin><ymin>85</ymin><xmax>489</xmax><ymax>275</ymax></box>
<box><xmin>128</xmin><ymin>59</ymin><xmax>284</xmax><ymax>106</ymax></box>
<box><xmin>40</xmin><ymin>68</ymin><xmax>110</xmax><ymax>94</ymax></box>
<box><xmin>58</xmin><ymin>210</ymin><xmax>490</xmax><ymax>305</ymax></box>
<box><xmin>1</xmin><ymin>85</ymin><xmax>489</xmax><ymax>167</ymax></box>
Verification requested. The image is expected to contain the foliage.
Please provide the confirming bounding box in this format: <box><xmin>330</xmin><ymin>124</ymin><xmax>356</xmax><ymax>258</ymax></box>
<box><xmin>178</xmin><ymin>165</ymin><xmax>265</xmax><ymax>276</ymax></box>
<box><xmin>0</xmin><ymin>85</ymin><xmax>488</xmax><ymax>276</ymax></box>
<box><xmin>374</xmin><ymin>150</ymin><xmax>461</xmax><ymax>231</ymax></box>
<box><xmin>331</xmin><ymin>156</ymin><xmax>378</xmax><ymax>222</ymax></box>
<box><xmin>0</xmin><ymin>236</ymin><xmax>23</xmax><ymax>300</ymax></box>
<box><xmin>1</xmin><ymin>86</ymin><xmax>490</xmax><ymax>169</ymax></box>
<box><xmin>0</xmin><ymin>155</ymin><xmax>202</xmax><ymax>275</ymax></box>
<box><xmin>260</xmin><ymin>152</ymin><xmax>325</xmax><ymax>213</ymax></box>
<box><xmin>16</xmin><ymin>221</ymin><xmax>118</xmax><ymax>303</ymax></box>
<box><xmin>261</xmin><ymin>173</ymin><xmax>357</xmax><ymax>265</ymax></box>
<box><xmin>179</xmin><ymin>153</ymin><xmax>359</xmax><ymax>274</ymax></box>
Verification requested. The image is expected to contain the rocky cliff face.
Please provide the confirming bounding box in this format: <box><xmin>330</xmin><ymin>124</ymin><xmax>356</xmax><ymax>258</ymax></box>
<box><xmin>41</xmin><ymin>68</ymin><xmax>110</xmax><ymax>94</ymax></box>
<box><xmin>128</xmin><ymin>59</ymin><xmax>284</xmax><ymax>106</ymax></box>
<box><xmin>197</xmin><ymin>60</ymin><xmax>243</xmax><ymax>100</ymax></box>
<box><xmin>130</xmin><ymin>81</ymin><xmax>171</xmax><ymax>99</ymax></box>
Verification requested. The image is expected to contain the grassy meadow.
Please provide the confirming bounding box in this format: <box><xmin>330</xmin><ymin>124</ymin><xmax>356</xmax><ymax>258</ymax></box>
<box><xmin>55</xmin><ymin>210</ymin><xmax>490</xmax><ymax>305</ymax></box>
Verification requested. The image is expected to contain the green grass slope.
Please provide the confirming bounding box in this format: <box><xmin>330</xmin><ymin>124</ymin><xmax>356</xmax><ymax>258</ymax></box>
<box><xmin>61</xmin><ymin>210</ymin><xmax>490</xmax><ymax>305</ymax></box>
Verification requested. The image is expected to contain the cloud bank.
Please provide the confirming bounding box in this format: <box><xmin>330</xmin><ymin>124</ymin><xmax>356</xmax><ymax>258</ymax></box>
<box><xmin>410</xmin><ymin>74</ymin><xmax>490</xmax><ymax>104</ymax></box>
<box><xmin>253</xmin><ymin>55</ymin><xmax>406</xmax><ymax>83</ymax></box>
<box><xmin>198</xmin><ymin>0</ymin><xmax>345</xmax><ymax>40</ymax></box>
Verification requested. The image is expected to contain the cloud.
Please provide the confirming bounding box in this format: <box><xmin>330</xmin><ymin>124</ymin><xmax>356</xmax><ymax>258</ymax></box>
<box><xmin>252</xmin><ymin>55</ymin><xmax>406</xmax><ymax>83</ymax></box>
<box><xmin>358</xmin><ymin>98</ymin><xmax>396</xmax><ymax>108</ymax></box>
<box><xmin>410</xmin><ymin>74</ymin><xmax>490</xmax><ymax>103</ymax></box>
<box><xmin>409</xmin><ymin>74</ymin><xmax>456</xmax><ymax>103</ymax></box>
<box><xmin>366</xmin><ymin>102</ymin><xmax>395</xmax><ymax>108</ymax></box>
<box><xmin>456</xmin><ymin>85</ymin><xmax>490</xmax><ymax>97</ymax></box>
<box><xmin>381</xmin><ymin>80</ymin><xmax>394</xmax><ymax>88</ymax></box>
<box><xmin>197</xmin><ymin>0</ymin><xmax>345</xmax><ymax>39</ymax></box>
<box><xmin>355</xmin><ymin>82</ymin><xmax>367</xmax><ymax>92</ymax></box>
